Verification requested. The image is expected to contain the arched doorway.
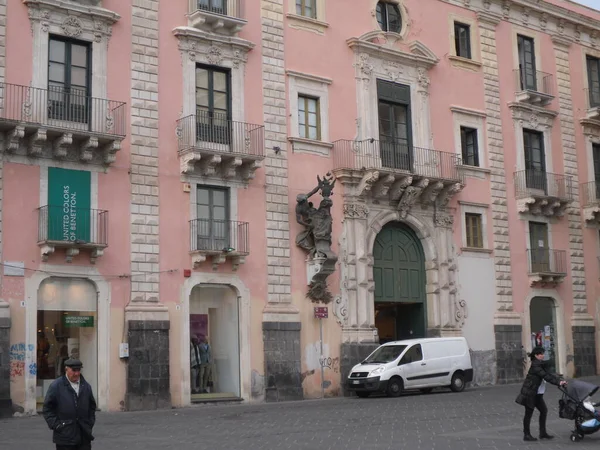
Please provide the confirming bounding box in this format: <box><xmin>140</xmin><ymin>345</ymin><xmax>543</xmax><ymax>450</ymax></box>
<box><xmin>189</xmin><ymin>285</ymin><xmax>241</xmax><ymax>401</ymax></box>
<box><xmin>373</xmin><ymin>222</ymin><xmax>426</xmax><ymax>343</ymax></box>
<box><xmin>36</xmin><ymin>278</ymin><xmax>98</xmax><ymax>410</ymax></box>
<box><xmin>530</xmin><ymin>297</ymin><xmax>558</xmax><ymax>372</ymax></box>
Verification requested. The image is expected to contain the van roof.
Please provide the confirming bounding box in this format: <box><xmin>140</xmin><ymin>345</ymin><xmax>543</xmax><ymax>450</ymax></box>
<box><xmin>379</xmin><ymin>337</ymin><xmax>467</xmax><ymax>346</ymax></box>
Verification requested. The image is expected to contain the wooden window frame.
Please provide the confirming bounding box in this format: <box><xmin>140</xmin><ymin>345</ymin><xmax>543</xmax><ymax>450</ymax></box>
<box><xmin>587</xmin><ymin>55</ymin><xmax>600</xmax><ymax>109</ymax></box>
<box><xmin>460</xmin><ymin>126</ymin><xmax>479</xmax><ymax>167</ymax></box>
<box><xmin>296</xmin><ymin>0</ymin><xmax>317</xmax><ymax>19</ymax></box>
<box><xmin>465</xmin><ymin>213</ymin><xmax>483</xmax><ymax>249</ymax></box>
<box><xmin>298</xmin><ymin>94</ymin><xmax>321</xmax><ymax>141</ymax></box>
<box><xmin>454</xmin><ymin>22</ymin><xmax>472</xmax><ymax>59</ymax></box>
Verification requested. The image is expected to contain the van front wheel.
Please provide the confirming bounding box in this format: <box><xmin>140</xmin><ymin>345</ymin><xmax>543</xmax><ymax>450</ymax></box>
<box><xmin>386</xmin><ymin>377</ymin><xmax>403</xmax><ymax>397</ymax></box>
<box><xmin>450</xmin><ymin>372</ymin><xmax>465</xmax><ymax>392</ymax></box>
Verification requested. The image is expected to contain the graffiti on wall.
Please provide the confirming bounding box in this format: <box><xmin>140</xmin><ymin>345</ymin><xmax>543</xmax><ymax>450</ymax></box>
<box><xmin>319</xmin><ymin>356</ymin><xmax>340</xmax><ymax>373</ymax></box>
<box><xmin>10</xmin><ymin>343</ymin><xmax>35</xmax><ymax>380</ymax></box>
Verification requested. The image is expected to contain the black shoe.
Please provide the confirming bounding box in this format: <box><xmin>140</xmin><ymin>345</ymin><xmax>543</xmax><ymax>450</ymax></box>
<box><xmin>539</xmin><ymin>433</ymin><xmax>554</xmax><ymax>440</ymax></box>
<box><xmin>524</xmin><ymin>434</ymin><xmax>538</xmax><ymax>441</ymax></box>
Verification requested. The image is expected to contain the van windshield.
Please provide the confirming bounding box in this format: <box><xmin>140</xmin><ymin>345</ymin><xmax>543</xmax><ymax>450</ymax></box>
<box><xmin>363</xmin><ymin>345</ymin><xmax>407</xmax><ymax>364</ymax></box>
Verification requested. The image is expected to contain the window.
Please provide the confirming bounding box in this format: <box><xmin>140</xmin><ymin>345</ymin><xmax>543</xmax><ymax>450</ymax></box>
<box><xmin>376</xmin><ymin>2</ymin><xmax>401</xmax><ymax>33</ymax></box>
<box><xmin>296</xmin><ymin>0</ymin><xmax>316</xmax><ymax>18</ymax></box>
<box><xmin>517</xmin><ymin>35</ymin><xmax>537</xmax><ymax>91</ymax></box>
<box><xmin>465</xmin><ymin>213</ymin><xmax>483</xmax><ymax>248</ymax></box>
<box><xmin>593</xmin><ymin>143</ymin><xmax>600</xmax><ymax>201</ymax></box>
<box><xmin>399</xmin><ymin>344</ymin><xmax>422</xmax><ymax>365</ymax></box>
<box><xmin>454</xmin><ymin>22</ymin><xmax>471</xmax><ymax>59</ymax></box>
<box><xmin>529</xmin><ymin>221</ymin><xmax>550</xmax><ymax>273</ymax></box>
<box><xmin>197</xmin><ymin>0</ymin><xmax>226</xmax><ymax>15</ymax></box>
<box><xmin>460</xmin><ymin>126</ymin><xmax>479</xmax><ymax>167</ymax></box>
<box><xmin>196</xmin><ymin>186</ymin><xmax>230</xmax><ymax>252</ymax></box>
<box><xmin>587</xmin><ymin>56</ymin><xmax>600</xmax><ymax>109</ymax></box>
<box><xmin>48</xmin><ymin>36</ymin><xmax>91</xmax><ymax>123</ymax></box>
<box><xmin>195</xmin><ymin>65</ymin><xmax>231</xmax><ymax>144</ymax></box>
<box><xmin>523</xmin><ymin>129</ymin><xmax>546</xmax><ymax>192</ymax></box>
<box><xmin>377</xmin><ymin>80</ymin><xmax>412</xmax><ymax>170</ymax></box>
<box><xmin>298</xmin><ymin>95</ymin><xmax>320</xmax><ymax>140</ymax></box>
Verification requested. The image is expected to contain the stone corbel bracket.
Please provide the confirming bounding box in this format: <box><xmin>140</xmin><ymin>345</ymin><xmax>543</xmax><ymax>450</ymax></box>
<box><xmin>517</xmin><ymin>196</ymin><xmax>569</xmax><ymax>217</ymax></box>
<box><xmin>529</xmin><ymin>273</ymin><xmax>566</xmax><ymax>288</ymax></box>
<box><xmin>583</xmin><ymin>205</ymin><xmax>600</xmax><ymax>224</ymax></box>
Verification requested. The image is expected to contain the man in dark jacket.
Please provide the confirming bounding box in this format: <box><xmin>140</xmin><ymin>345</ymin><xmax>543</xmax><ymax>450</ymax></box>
<box><xmin>43</xmin><ymin>358</ymin><xmax>97</xmax><ymax>450</ymax></box>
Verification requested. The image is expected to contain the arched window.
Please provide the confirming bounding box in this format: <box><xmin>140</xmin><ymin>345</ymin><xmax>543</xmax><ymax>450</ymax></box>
<box><xmin>376</xmin><ymin>2</ymin><xmax>402</xmax><ymax>33</ymax></box>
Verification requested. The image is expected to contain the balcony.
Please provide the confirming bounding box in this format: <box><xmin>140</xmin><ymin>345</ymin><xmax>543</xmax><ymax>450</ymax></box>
<box><xmin>580</xmin><ymin>181</ymin><xmax>600</xmax><ymax>223</ymax></box>
<box><xmin>527</xmin><ymin>248</ymin><xmax>567</xmax><ymax>287</ymax></box>
<box><xmin>332</xmin><ymin>139</ymin><xmax>464</xmax><ymax>215</ymax></box>
<box><xmin>0</xmin><ymin>83</ymin><xmax>125</xmax><ymax>164</ymax></box>
<box><xmin>189</xmin><ymin>219</ymin><xmax>249</xmax><ymax>270</ymax></box>
<box><xmin>514</xmin><ymin>170</ymin><xmax>573</xmax><ymax>217</ymax></box>
<box><xmin>37</xmin><ymin>206</ymin><xmax>108</xmax><ymax>263</ymax></box>
<box><xmin>177</xmin><ymin>110</ymin><xmax>264</xmax><ymax>182</ymax></box>
<box><xmin>514</xmin><ymin>68</ymin><xmax>554</xmax><ymax>107</ymax></box>
<box><xmin>187</xmin><ymin>0</ymin><xmax>246</xmax><ymax>35</ymax></box>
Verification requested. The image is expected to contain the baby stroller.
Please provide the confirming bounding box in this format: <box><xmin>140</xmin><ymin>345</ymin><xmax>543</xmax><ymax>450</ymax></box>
<box><xmin>559</xmin><ymin>379</ymin><xmax>600</xmax><ymax>442</ymax></box>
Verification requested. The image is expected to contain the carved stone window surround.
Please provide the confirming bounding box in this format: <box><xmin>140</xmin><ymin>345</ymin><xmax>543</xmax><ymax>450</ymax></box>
<box><xmin>448</xmin><ymin>13</ymin><xmax>483</xmax><ymax>72</ymax></box>
<box><xmin>451</xmin><ymin>106</ymin><xmax>488</xmax><ymax>177</ymax></box>
<box><xmin>286</xmin><ymin>0</ymin><xmax>328</xmax><ymax>35</ymax></box>
<box><xmin>459</xmin><ymin>201</ymin><xmax>490</xmax><ymax>250</ymax></box>
<box><xmin>369</xmin><ymin>0</ymin><xmax>410</xmax><ymax>40</ymax></box>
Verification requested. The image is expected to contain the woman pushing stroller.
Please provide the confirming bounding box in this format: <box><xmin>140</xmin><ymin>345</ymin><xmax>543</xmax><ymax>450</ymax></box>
<box><xmin>515</xmin><ymin>346</ymin><xmax>567</xmax><ymax>441</ymax></box>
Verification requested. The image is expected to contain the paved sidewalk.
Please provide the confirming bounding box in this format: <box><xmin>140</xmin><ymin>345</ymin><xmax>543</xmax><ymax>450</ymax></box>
<box><xmin>4</xmin><ymin>378</ymin><xmax>600</xmax><ymax>450</ymax></box>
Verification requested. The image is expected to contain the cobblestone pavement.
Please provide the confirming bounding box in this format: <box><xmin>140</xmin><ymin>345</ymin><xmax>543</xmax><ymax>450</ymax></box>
<box><xmin>5</xmin><ymin>378</ymin><xmax>600</xmax><ymax>450</ymax></box>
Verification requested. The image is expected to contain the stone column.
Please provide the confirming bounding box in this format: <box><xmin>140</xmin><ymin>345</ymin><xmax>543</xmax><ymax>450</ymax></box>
<box><xmin>125</xmin><ymin>0</ymin><xmax>169</xmax><ymax>411</ymax></box>
<box><xmin>552</xmin><ymin>34</ymin><xmax>595</xmax><ymax>373</ymax></box>
<box><xmin>0</xmin><ymin>301</ymin><xmax>10</xmax><ymax>418</ymax></box>
<box><xmin>478</xmin><ymin>11</ymin><xmax>520</xmax><ymax>384</ymax></box>
<box><xmin>260</xmin><ymin>0</ymin><xmax>302</xmax><ymax>402</ymax></box>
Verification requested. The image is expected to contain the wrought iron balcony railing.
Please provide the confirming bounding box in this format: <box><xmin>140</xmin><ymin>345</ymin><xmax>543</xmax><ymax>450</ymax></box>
<box><xmin>38</xmin><ymin>205</ymin><xmax>108</xmax><ymax>247</ymax></box>
<box><xmin>332</xmin><ymin>139</ymin><xmax>462</xmax><ymax>182</ymax></box>
<box><xmin>527</xmin><ymin>248</ymin><xmax>567</xmax><ymax>275</ymax></box>
<box><xmin>0</xmin><ymin>83</ymin><xmax>126</xmax><ymax>137</ymax></box>
<box><xmin>585</xmin><ymin>87</ymin><xmax>600</xmax><ymax>110</ymax></box>
<box><xmin>189</xmin><ymin>219</ymin><xmax>249</xmax><ymax>255</ymax></box>
<box><xmin>581</xmin><ymin>180</ymin><xmax>600</xmax><ymax>207</ymax></box>
<box><xmin>514</xmin><ymin>68</ymin><xmax>554</xmax><ymax>97</ymax></box>
<box><xmin>177</xmin><ymin>110</ymin><xmax>264</xmax><ymax>157</ymax></box>
<box><xmin>189</xmin><ymin>0</ymin><xmax>244</xmax><ymax>19</ymax></box>
<box><xmin>514</xmin><ymin>170</ymin><xmax>573</xmax><ymax>201</ymax></box>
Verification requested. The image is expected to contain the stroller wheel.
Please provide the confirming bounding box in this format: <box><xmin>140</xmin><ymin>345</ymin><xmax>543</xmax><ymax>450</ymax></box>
<box><xmin>571</xmin><ymin>432</ymin><xmax>584</xmax><ymax>442</ymax></box>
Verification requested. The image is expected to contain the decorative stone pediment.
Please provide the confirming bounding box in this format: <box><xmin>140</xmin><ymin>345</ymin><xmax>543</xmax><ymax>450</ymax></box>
<box><xmin>581</xmin><ymin>118</ymin><xmax>600</xmax><ymax>138</ymax></box>
<box><xmin>24</xmin><ymin>0</ymin><xmax>119</xmax><ymax>41</ymax></box>
<box><xmin>347</xmin><ymin>37</ymin><xmax>439</xmax><ymax>69</ymax></box>
<box><xmin>174</xmin><ymin>27</ymin><xmax>254</xmax><ymax>67</ymax></box>
<box><xmin>508</xmin><ymin>102</ymin><xmax>558</xmax><ymax>130</ymax></box>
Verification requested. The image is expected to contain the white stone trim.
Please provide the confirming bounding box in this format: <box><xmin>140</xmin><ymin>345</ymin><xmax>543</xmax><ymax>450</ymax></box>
<box><xmin>25</xmin><ymin>0</ymin><xmax>119</xmax><ymax>100</ymax></box>
<box><xmin>524</xmin><ymin>216</ymin><xmax>554</xmax><ymax>254</ymax></box>
<box><xmin>510</xmin><ymin>24</ymin><xmax>544</xmax><ymax>91</ymax></box>
<box><xmin>585</xmin><ymin>138</ymin><xmax>600</xmax><ymax>184</ymax></box>
<box><xmin>286</xmin><ymin>0</ymin><xmax>328</xmax><ymax>33</ymax></box>
<box><xmin>510</xmin><ymin>104</ymin><xmax>556</xmax><ymax>174</ymax></box>
<box><xmin>179</xmin><ymin>273</ymin><xmax>251</xmax><ymax>404</ymax></box>
<box><xmin>460</xmin><ymin>203</ymin><xmax>489</xmax><ymax>250</ymax></box>
<box><xmin>174</xmin><ymin>28</ymin><xmax>254</xmax><ymax>121</ymax></box>
<box><xmin>188</xmin><ymin>180</ymin><xmax>239</xmax><ymax>223</ymax></box>
<box><xmin>447</xmin><ymin>13</ymin><xmax>483</xmax><ymax>71</ymax></box>
<box><xmin>287</xmin><ymin>70</ymin><xmax>332</xmax><ymax>156</ymax></box>
<box><xmin>522</xmin><ymin>290</ymin><xmax>567</xmax><ymax>377</ymax></box>
<box><xmin>368</xmin><ymin>0</ymin><xmax>410</xmax><ymax>40</ymax></box>
<box><xmin>451</xmin><ymin>106</ymin><xmax>487</xmax><ymax>170</ymax></box>
<box><xmin>23</xmin><ymin>265</ymin><xmax>110</xmax><ymax>414</ymax></box>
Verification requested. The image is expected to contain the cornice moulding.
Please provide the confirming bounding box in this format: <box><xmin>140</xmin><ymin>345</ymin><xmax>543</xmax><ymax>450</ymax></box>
<box><xmin>23</xmin><ymin>0</ymin><xmax>120</xmax><ymax>23</ymax></box>
<box><xmin>173</xmin><ymin>26</ymin><xmax>255</xmax><ymax>52</ymax></box>
<box><xmin>347</xmin><ymin>38</ymin><xmax>439</xmax><ymax>68</ymax></box>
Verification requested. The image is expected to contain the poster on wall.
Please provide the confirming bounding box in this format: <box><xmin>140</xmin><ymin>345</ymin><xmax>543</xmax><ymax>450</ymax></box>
<box><xmin>47</xmin><ymin>167</ymin><xmax>91</xmax><ymax>243</ymax></box>
<box><xmin>190</xmin><ymin>314</ymin><xmax>208</xmax><ymax>341</ymax></box>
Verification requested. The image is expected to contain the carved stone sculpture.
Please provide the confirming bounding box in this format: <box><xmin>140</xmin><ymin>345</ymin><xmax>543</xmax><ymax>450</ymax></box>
<box><xmin>295</xmin><ymin>173</ymin><xmax>338</xmax><ymax>304</ymax></box>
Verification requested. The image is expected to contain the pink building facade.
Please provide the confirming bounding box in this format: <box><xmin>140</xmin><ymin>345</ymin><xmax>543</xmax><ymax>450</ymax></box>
<box><xmin>0</xmin><ymin>0</ymin><xmax>599</xmax><ymax>414</ymax></box>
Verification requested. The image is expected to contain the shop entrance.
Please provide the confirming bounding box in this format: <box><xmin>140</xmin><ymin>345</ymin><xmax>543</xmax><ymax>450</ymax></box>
<box><xmin>189</xmin><ymin>285</ymin><xmax>240</xmax><ymax>401</ymax></box>
<box><xmin>530</xmin><ymin>296</ymin><xmax>558</xmax><ymax>372</ymax></box>
<box><xmin>373</xmin><ymin>222</ymin><xmax>427</xmax><ymax>344</ymax></box>
<box><xmin>36</xmin><ymin>278</ymin><xmax>98</xmax><ymax>409</ymax></box>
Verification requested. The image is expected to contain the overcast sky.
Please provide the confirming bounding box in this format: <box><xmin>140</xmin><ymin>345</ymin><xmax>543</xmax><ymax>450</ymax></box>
<box><xmin>572</xmin><ymin>0</ymin><xmax>599</xmax><ymax>10</ymax></box>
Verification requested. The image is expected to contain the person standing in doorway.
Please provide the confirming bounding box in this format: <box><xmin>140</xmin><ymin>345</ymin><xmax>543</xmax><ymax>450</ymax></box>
<box><xmin>515</xmin><ymin>346</ymin><xmax>567</xmax><ymax>441</ymax></box>
<box><xmin>43</xmin><ymin>359</ymin><xmax>96</xmax><ymax>450</ymax></box>
<box><xmin>190</xmin><ymin>336</ymin><xmax>201</xmax><ymax>394</ymax></box>
<box><xmin>199</xmin><ymin>336</ymin><xmax>212</xmax><ymax>393</ymax></box>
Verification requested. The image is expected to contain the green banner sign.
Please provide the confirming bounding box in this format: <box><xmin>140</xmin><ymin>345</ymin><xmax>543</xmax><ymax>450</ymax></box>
<box><xmin>48</xmin><ymin>168</ymin><xmax>91</xmax><ymax>242</ymax></box>
<box><xmin>63</xmin><ymin>315</ymin><xmax>94</xmax><ymax>328</ymax></box>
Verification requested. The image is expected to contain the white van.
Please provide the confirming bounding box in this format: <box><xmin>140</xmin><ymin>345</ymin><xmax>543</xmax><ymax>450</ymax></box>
<box><xmin>346</xmin><ymin>337</ymin><xmax>473</xmax><ymax>398</ymax></box>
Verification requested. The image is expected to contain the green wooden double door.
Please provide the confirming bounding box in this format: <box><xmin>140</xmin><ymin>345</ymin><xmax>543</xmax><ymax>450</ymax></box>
<box><xmin>373</xmin><ymin>223</ymin><xmax>427</xmax><ymax>343</ymax></box>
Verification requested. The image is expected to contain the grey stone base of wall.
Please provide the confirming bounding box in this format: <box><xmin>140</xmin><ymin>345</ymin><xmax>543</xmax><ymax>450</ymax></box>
<box><xmin>125</xmin><ymin>320</ymin><xmax>171</xmax><ymax>411</ymax></box>
<box><xmin>470</xmin><ymin>349</ymin><xmax>496</xmax><ymax>386</ymax></box>
<box><xmin>263</xmin><ymin>322</ymin><xmax>303</xmax><ymax>402</ymax></box>
<box><xmin>573</xmin><ymin>326</ymin><xmax>597</xmax><ymax>378</ymax></box>
<box><xmin>0</xmin><ymin>317</ymin><xmax>11</xmax><ymax>418</ymax></box>
<box><xmin>495</xmin><ymin>324</ymin><xmax>524</xmax><ymax>384</ymax></box>
<box><xmin>340</xmin><ymin>342</ymin><xmax>380</xmax><ymax>396</ymax></box>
